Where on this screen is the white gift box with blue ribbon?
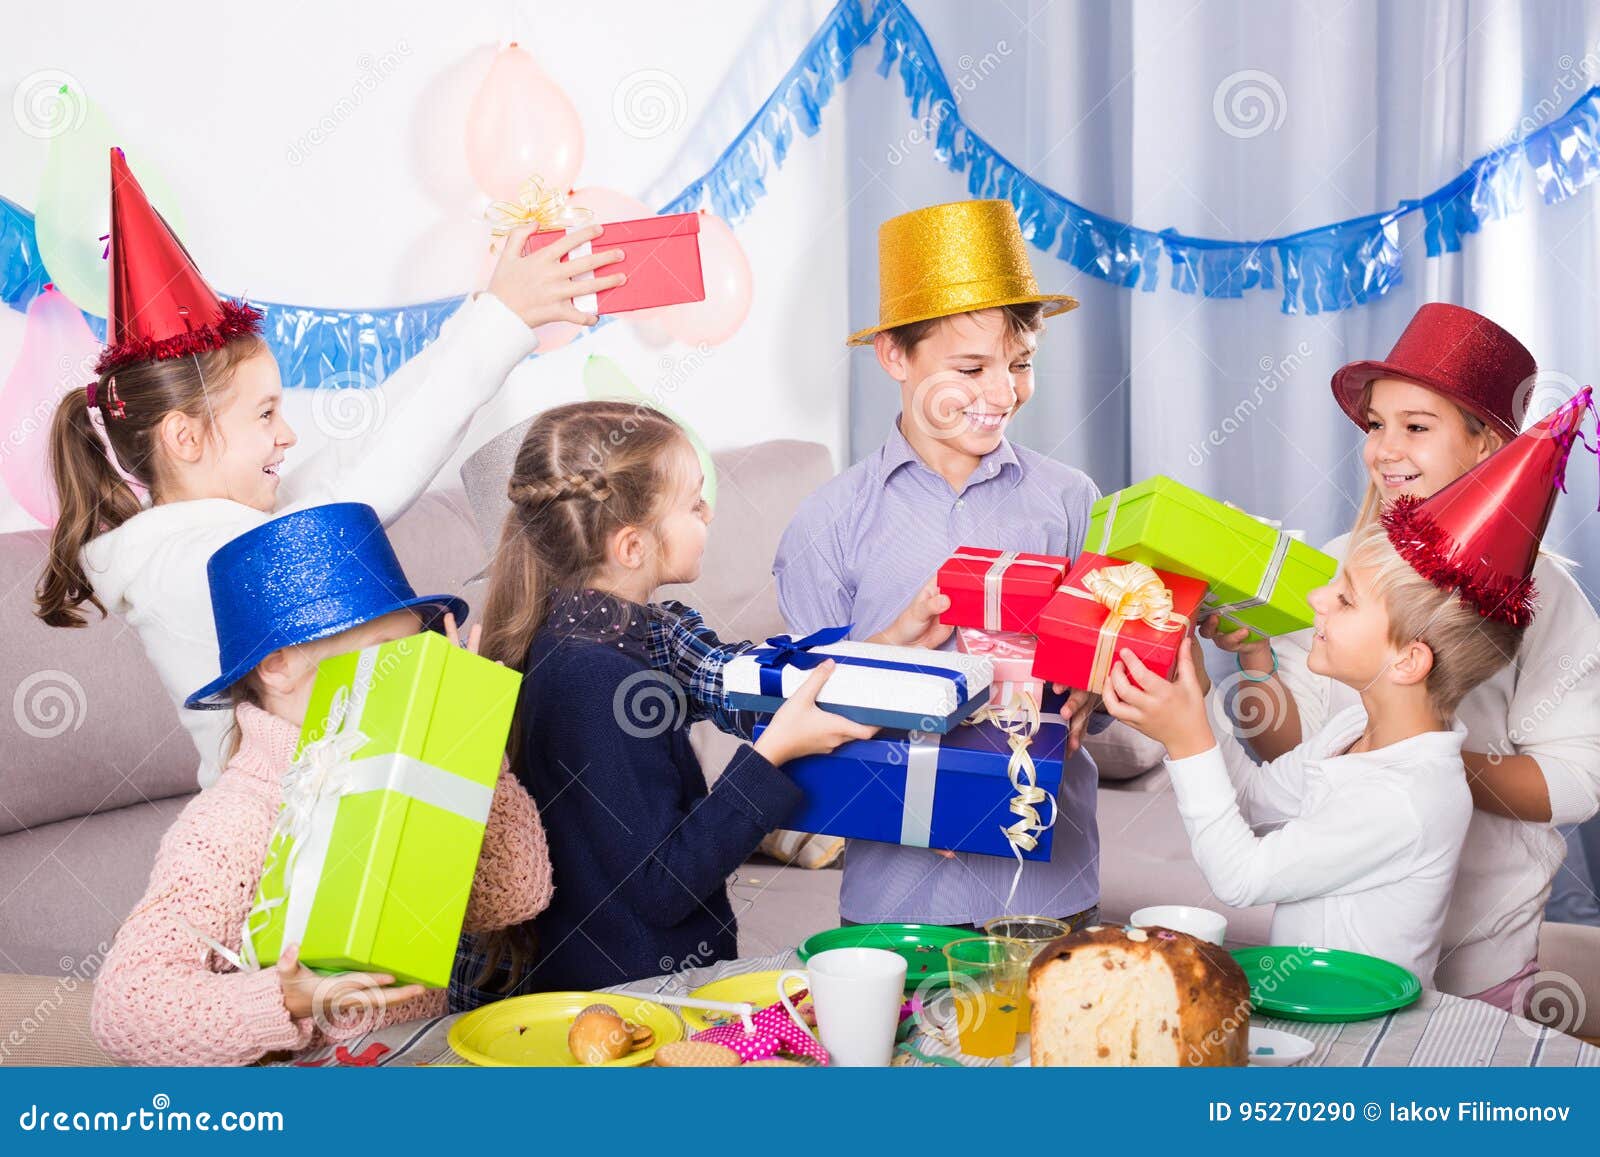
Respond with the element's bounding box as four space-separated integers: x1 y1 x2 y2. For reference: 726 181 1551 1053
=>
752 718 1066 861
723 626 993 733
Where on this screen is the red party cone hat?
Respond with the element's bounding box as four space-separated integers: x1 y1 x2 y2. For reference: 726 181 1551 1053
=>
95 148 261 375
1383 387 1597 627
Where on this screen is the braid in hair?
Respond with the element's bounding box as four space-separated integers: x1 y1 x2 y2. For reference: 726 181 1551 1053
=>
507 468 614 511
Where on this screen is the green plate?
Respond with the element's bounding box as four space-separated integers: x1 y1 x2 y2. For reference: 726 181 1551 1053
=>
1232 946 1421 1022
798 923 971 994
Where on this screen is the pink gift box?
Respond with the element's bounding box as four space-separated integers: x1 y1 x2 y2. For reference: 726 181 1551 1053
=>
956 627 1046 716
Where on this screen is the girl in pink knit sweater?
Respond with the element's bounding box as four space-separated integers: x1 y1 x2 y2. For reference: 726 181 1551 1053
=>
91 505 552 1066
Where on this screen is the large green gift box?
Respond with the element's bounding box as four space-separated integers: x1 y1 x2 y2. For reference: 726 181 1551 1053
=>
1086 475 1338 638
243 630 521 988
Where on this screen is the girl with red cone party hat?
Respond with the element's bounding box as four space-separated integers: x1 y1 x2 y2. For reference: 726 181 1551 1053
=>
1202 303 1600 1010
34 149 626 788
1106 387 1595 991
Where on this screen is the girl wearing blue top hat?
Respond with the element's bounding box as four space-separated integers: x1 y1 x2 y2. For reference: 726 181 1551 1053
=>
90 503 553 1067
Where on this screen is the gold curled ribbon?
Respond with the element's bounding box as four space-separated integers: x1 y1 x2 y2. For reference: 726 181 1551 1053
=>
967 694 1057 910
486 175 594 236
1063 561 1188 693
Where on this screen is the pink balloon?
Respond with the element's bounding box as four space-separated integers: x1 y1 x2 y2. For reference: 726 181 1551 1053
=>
466 43 584 203
0 286 102 526
657 213 752 347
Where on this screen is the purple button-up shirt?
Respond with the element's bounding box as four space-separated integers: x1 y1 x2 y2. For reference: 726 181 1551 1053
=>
773 420 1102 926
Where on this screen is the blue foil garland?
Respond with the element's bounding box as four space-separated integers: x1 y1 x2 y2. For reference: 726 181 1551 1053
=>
7 0 1600 380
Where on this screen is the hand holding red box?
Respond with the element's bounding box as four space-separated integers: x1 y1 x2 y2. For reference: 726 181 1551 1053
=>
1032 553 1208 693
936 547 1070 634
521 211 706 315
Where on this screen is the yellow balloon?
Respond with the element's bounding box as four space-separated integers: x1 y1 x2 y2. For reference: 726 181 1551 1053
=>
34 91 187 317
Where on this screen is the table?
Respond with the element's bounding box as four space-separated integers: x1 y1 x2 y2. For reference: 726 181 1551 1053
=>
274 950 1600 1068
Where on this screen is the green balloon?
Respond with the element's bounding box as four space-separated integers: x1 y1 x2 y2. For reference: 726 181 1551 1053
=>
34 91 187 318
581 353 718 509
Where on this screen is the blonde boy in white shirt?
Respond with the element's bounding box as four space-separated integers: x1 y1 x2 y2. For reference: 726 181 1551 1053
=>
1103 519 1523 987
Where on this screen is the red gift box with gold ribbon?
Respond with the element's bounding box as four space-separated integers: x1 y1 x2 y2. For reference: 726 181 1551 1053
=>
936 546 1071 634
1032 553 1208 693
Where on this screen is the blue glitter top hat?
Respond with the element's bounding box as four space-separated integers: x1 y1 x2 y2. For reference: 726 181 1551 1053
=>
186 503 469 709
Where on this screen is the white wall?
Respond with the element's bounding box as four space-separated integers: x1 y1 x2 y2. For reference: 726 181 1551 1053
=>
0 0 851 531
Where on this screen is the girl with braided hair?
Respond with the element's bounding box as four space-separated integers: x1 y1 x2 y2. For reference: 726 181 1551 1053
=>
451 402 875 1005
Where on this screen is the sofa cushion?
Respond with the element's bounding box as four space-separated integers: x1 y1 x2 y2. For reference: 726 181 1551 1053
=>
0 794 191 976
0 973 116 1065
0 529 206 835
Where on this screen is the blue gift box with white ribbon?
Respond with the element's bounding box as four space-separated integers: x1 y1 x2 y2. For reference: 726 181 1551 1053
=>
752 718 1066 860
724 626 994 734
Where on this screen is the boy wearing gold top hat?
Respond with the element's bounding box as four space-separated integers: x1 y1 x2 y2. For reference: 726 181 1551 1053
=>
770 199 1105 931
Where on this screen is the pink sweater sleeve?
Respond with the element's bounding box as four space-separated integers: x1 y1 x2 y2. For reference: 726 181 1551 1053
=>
90 782 314 1066
462 767 554 933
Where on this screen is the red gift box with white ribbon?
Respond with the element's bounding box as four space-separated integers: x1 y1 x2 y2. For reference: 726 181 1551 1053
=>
936 546 1070 634
521 211 706 315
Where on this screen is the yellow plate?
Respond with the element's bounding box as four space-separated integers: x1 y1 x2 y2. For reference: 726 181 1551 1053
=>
447 991 684 1067
680 971 808 1032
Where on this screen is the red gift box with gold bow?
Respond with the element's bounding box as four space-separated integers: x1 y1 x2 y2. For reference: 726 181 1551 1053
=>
1032 553 1209 693
936 547 1071 634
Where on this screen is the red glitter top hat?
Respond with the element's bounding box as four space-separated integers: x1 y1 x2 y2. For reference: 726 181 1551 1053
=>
1332 303 1536 440
1382 387 1597 627
95 148 261 376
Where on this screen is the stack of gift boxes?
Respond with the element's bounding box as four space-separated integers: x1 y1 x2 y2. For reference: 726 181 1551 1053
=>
732 476 1338 864
246 478 1341 982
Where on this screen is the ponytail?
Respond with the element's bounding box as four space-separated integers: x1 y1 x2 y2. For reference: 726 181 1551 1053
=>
32 336 266 628
34 386 142 626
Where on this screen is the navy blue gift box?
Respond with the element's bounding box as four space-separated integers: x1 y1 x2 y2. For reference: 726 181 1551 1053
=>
753 718 1066 860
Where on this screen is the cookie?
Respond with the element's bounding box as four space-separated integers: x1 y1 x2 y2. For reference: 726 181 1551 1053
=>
652 1040 743 1067
744 1058 803 1067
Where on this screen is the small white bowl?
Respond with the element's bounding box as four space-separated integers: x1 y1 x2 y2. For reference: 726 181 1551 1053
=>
1129 905 1228 945
1247 1026 1314 1067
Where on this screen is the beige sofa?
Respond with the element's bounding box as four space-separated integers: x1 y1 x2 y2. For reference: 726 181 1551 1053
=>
4 435 1592 1058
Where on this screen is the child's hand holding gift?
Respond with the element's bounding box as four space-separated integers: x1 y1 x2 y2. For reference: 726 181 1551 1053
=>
274 943 427 1028
1101 637 1216 760
869 579 954 650
487 222 628 330
753 660 880 766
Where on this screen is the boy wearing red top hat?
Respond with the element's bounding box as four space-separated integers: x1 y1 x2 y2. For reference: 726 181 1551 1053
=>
1205 304 1600 1009
1106 390 1594 991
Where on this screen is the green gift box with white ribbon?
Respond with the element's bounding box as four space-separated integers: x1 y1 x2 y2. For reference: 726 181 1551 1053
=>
241 630 521 988
1086 475 1338 639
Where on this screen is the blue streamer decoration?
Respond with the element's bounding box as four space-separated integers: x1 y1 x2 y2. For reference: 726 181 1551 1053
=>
7 0 1600 382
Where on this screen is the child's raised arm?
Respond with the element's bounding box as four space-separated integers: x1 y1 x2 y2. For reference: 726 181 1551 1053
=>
280 225 627 525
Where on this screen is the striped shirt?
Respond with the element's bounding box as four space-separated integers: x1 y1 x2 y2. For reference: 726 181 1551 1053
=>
773 420 1102 926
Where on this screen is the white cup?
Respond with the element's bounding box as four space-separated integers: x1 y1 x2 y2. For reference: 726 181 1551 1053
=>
1130 904 1228 945
778 947 907 1066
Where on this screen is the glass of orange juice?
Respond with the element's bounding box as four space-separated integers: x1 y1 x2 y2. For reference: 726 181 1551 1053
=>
942 936 1031 1059
981 915 1071 1029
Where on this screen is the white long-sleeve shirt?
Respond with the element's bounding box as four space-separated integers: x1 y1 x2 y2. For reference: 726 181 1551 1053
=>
1167 707 1473 988
1270 532 1600 995
80 294 537 788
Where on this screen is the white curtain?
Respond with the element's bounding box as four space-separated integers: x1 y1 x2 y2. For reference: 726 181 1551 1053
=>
845 0 1600 593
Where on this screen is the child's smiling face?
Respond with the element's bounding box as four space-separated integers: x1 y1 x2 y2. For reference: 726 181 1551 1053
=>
1306 564 1396 689
882 309 1037 458
199 350 297 512
1362 377 1500 503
